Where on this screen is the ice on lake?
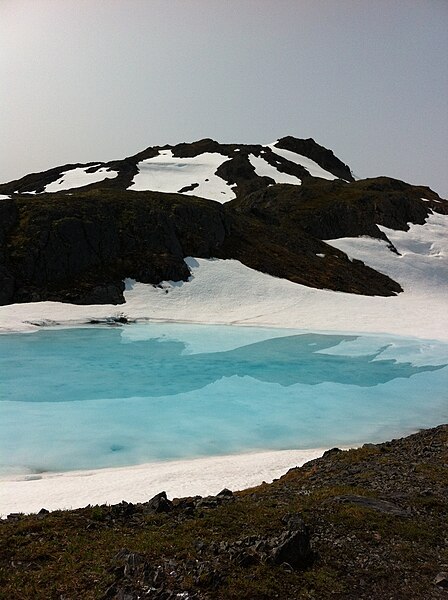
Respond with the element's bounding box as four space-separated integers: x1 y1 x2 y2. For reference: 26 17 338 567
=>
1 323 447 476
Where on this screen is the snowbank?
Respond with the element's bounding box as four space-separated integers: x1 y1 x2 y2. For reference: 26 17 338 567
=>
43 165 118 192
268 143 339 180
1 212 447 340
0 448 329 517
248 153 301 184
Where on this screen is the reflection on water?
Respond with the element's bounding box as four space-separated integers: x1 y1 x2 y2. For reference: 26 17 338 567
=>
0 328 445 403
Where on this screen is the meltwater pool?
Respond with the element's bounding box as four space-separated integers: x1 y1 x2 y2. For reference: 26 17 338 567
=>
1 323 447 476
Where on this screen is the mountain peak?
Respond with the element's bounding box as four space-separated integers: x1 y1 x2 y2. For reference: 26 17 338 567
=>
0 137 354 200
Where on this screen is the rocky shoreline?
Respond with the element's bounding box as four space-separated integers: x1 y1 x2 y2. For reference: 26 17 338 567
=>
1 424 447 599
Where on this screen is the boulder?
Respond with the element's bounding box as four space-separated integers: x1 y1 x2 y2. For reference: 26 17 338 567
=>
147 491 173 513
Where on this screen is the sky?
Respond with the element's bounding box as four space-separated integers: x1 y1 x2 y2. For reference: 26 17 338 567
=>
1 0 447 196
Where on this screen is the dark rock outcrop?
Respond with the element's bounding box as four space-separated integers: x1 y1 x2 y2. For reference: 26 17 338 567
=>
147 491 173 514
275 135 355 181
0 198 18 305
230 176 448 243
270 525 311 568
0 191 227 305
0 181 418 305
434 572 448 590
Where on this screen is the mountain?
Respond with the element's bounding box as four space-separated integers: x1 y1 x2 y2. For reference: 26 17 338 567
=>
0 136 446 307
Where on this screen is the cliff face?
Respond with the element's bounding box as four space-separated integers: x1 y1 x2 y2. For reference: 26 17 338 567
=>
230 176 447 241
0 191 227 305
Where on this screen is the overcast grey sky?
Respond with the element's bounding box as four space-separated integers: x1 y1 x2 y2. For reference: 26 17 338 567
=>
1 0 447 195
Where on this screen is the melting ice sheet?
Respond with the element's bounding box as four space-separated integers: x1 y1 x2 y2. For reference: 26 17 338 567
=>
0 324 447 476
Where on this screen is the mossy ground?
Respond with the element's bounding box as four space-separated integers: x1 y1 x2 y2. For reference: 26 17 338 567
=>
1 425 447 599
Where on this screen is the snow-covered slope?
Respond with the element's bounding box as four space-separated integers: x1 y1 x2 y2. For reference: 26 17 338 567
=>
248 153 302 185
1 211 446 340
265 143 339 180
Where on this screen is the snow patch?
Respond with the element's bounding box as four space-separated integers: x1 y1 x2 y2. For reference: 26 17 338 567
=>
421 196 441 203
0 447 328 516
268 143 339 180
327 212 447 299
43 165 118 193
248 154 301 185
128 150 236 202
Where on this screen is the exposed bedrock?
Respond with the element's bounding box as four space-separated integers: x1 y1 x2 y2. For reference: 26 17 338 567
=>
0 199 18 305
230 177 448 243
274 136 355 181
0 176 446 305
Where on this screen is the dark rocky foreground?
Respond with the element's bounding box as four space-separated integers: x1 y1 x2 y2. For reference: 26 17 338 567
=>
1 424 447 599
0 176 446 305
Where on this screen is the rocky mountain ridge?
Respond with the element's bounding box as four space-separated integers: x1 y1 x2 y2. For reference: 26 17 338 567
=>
0 136 353 198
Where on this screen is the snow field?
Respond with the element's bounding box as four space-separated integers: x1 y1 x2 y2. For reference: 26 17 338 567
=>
1 212 446 340
43 165 118 192
248 154 301 184
0 448 328 517
128 150 236 202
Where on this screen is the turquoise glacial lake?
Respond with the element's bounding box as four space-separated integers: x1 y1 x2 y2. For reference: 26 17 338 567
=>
0 323 447 476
